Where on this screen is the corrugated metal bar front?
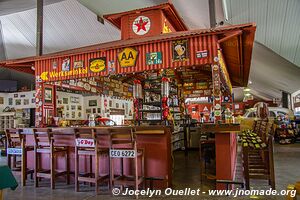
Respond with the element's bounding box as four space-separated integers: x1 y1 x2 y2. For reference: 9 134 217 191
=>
35 34 215 82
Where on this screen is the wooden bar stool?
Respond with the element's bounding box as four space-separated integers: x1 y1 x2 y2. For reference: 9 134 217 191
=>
74 128 109 194
5 128 34 186
109 127 145 194
199 138 215 184
33 128 70 189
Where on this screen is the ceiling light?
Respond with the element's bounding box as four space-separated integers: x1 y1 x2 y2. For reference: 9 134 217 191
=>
243 88 251 92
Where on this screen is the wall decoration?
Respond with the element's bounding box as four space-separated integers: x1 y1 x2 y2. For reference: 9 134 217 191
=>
97 108 101 113
86 109 91 114
23 99 29 105
71 105 76 110
74 60 84 69
44 87 53 104
66 105 70 110
172 39 189 61
196 50 208 58
77 105 82 110
62 58 70 71
78 112 82 118
71 112 75 118
14 94 18 98
15 99 21 105
92 108 96 113
66 112 70 118
132 16 151 35
70 96 79 103
125 103 128 115
52 60 58 70
31 98 35 103
88 100 97 107
20 95 26 98
108 60 116 75
8 98 13 105
58 100 62 104
116 103 119 108
109 100 112 107
89 57 106 73
63 98 68 104
118 48 138 68
146 52 162 65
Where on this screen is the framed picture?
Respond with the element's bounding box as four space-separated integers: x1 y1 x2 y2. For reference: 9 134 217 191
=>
0 97 3 104
62 58 70 71
44 87 53 104
109 100 112 107
66 112 70 118
23 99 29 105
74 60 84 69
66 105 70 110
116 103 119 108
78 112 82 118
31 98 35 104
97 108 101 113
9 98 13 105
71 105 76 110
20 94 26 98
63 98 68 104
93 108 96 113
58 100 62 104
77 105 82 110
89 100 97 107
14 94 18 98
71 112 75 118
15 99 21 105
86 109 91 114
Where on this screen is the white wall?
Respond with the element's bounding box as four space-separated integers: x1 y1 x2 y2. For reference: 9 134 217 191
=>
0 91 36 111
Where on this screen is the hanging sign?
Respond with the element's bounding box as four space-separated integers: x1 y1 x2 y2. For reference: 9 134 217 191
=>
146 52 162 65
172 40 189 61
62 58 70 71
75 138 95 147
89 57 106 73
118 48 138 68
196 50 208 58
132 16 151 35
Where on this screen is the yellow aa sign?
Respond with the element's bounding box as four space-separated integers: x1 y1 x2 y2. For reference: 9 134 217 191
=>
118 48 138 68
40 72 49 81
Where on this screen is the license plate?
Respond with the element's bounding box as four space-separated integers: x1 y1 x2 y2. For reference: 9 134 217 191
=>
110 149 136 158
7 148 22 155
75 138 95 147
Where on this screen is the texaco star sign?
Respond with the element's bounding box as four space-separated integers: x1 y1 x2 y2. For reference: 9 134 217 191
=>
132 16 151 35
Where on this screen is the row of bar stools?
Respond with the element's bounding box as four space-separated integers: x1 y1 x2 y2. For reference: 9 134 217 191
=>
5 129 34 186
109 127 145 193
33 128 70 189
74 128 109 194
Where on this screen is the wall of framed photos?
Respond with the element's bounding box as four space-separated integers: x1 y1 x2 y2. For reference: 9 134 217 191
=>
0 91 36 110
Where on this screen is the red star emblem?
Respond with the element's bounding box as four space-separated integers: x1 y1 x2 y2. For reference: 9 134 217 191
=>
134 17 148 32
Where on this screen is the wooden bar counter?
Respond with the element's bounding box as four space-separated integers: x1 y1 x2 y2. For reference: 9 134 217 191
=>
200 123 240 190
21 125 172 188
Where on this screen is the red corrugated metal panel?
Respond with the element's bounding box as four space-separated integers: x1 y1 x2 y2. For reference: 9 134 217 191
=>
36 35 216 82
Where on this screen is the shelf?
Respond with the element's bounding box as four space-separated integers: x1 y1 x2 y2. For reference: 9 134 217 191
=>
172 138 184 143
144 88 161 94
143 101 161 106
139 110 161 113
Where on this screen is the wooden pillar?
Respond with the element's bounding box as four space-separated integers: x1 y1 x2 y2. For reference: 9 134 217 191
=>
36 0 43 56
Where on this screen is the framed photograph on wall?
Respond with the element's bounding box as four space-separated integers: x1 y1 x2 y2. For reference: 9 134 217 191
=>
97 108 101 113
89 100 97 107
63 98 68 104
9 98 13 105
14 94 18 98
23 99 29 105
44 87 53 104
71 105 76 110
77 105 82 110
86 109 91 114
92 108 96 113
15 99 21 105
0 97 4 104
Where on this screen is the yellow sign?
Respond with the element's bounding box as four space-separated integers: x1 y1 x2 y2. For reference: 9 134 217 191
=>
162 19 172 33
89 57 106 73
218 50 232 93
40 68 88 82
118 48 138 68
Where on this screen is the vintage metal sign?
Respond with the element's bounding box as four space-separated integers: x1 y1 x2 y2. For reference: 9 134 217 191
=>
196 50 208 58
118 48 138 68
75 138 95 147
89 57 106 73
146 52 162 65
132 16 151 35
7 148 22 155
110 149 136 158
172 39 189 61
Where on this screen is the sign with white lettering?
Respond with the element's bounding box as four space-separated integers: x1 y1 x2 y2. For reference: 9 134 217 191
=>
7 148 22 155
110 149 136 158
75 138 95 147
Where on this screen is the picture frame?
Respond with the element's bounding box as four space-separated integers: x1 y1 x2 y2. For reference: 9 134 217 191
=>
44 87 53 104
86 109 91 114
97 108 101 113
77 105 82 110
23 99 29 105
20 94 26 98
15 99 21 105
8 98 13 105
88 100 97 107
0 97 4 104
92 108 96 113
71 105 76 110
31 98 35 104
63 98 68 104
14 94 18 98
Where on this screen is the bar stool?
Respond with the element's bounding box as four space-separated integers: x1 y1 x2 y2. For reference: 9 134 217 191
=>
199 137 216 183
109 127 145 193
74 128 109 193
5 128 34 186
33 128 70 189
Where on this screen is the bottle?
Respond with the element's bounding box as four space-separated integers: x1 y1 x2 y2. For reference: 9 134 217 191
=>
88 114 95 127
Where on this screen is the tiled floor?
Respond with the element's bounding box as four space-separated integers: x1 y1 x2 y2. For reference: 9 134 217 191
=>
1 143 299 199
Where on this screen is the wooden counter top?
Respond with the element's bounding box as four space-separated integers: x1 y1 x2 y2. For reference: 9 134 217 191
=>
21 126 169 135
194 123 241 133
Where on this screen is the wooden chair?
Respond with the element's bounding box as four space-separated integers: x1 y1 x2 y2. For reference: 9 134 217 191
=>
5 128 34 186
199 138 216 183
33 128 70 189
242 121 275 189
108 127 145 195
74 128 109 194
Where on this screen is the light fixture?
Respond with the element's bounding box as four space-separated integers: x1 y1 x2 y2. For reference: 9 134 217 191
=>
243 87 251 92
